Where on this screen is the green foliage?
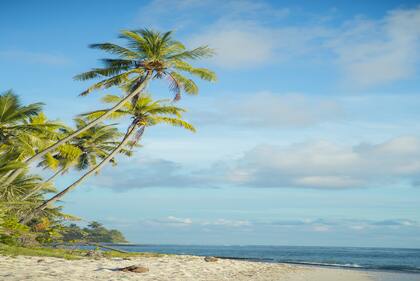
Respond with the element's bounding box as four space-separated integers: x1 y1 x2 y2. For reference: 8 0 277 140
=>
0 243 163 260
29 217 64 244
60 223 87 242
0 90 130 246
38 119 126 174
1 28 214 251
61 221 128 243
0 216 30 246
0 90 64 161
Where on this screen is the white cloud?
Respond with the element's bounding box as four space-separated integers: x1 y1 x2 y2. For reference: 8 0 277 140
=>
191 92 344 128
148 216 193 227
92 156 212 190
0 50 71 65
137 0 290 31
145 216 250 228
190 21 331 68
141 1 420 86
193 5 420 83
201 218 251 227
312 225 330 232
107 216 420 234
165 216 193 225
92 136 420 190
223 136 420 189
329 7 420 87
265 218 420 231
190 22 276 68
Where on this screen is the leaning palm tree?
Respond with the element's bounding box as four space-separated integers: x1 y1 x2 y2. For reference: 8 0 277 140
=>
5 28 216 185
22 94 195 223
22 119 128 200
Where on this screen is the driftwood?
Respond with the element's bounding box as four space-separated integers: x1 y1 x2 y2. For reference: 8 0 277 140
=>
118 265 149 273
86 242 129 253
51 242 129 254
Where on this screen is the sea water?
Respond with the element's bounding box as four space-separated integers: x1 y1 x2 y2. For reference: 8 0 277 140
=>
88 244 420 280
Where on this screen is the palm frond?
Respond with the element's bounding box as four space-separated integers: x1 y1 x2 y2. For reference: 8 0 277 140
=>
89 43 139 59
149 116 196 132
168 46 215 60
170 72 199 95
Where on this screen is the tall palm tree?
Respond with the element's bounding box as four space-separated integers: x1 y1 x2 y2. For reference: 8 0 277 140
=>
5 28 216 185
22 119 128 200
22 94 195 223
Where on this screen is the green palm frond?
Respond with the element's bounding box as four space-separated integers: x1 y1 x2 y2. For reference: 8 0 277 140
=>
58 144 83 161
0 90 44 124
149 116 196 132
0 91 69 163
172 60 217 81
167 45 215 60
170 72 199 95
80 109 130 120
89 43 139 59
41 153 60 171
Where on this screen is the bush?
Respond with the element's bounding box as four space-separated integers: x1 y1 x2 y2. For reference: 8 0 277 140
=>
0 216 36 246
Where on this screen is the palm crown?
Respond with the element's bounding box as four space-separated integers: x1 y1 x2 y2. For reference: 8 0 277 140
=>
74 29 217 101
39 119 128 173
0 90 64 161
83 93 195 146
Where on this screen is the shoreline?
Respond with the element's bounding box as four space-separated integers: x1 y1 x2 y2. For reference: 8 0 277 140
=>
81 243 420 275
0 253 398 281
217 257 420 275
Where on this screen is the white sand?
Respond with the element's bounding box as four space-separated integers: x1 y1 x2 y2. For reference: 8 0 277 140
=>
0 254 375 281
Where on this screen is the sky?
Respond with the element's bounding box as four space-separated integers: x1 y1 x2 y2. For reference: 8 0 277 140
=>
1 0 420 248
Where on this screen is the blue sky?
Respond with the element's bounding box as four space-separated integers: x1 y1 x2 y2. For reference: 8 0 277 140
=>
1 0 420 247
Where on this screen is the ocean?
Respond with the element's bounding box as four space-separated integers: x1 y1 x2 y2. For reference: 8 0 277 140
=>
101 244 420 276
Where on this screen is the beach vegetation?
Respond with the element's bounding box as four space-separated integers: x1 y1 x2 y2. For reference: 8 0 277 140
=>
0 28 215 251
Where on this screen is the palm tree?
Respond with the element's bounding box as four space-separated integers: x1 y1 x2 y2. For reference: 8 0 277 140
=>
22 119 128 200
0 91 62 160
22 94 195 223
0 90 43 147
0 169 72 232
0 91 64 185
0 173 47 201
5 28 216 185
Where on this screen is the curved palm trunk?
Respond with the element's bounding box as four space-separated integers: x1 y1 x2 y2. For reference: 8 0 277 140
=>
5 72 152 186
20 124 138 224
21 167 65 201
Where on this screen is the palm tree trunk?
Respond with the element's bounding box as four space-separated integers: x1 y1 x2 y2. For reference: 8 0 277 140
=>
21 167 65 201
4 71 152 187
20 124 139 224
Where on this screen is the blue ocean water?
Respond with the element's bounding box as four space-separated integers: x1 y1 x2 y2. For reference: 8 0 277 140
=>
103 244 420 275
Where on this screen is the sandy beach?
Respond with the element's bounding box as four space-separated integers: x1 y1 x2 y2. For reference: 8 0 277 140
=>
0 254 377 281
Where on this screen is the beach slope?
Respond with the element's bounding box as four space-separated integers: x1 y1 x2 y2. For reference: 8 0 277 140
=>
0 254 375 281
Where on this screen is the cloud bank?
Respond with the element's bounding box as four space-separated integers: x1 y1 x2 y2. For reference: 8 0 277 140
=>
91 136 420 190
